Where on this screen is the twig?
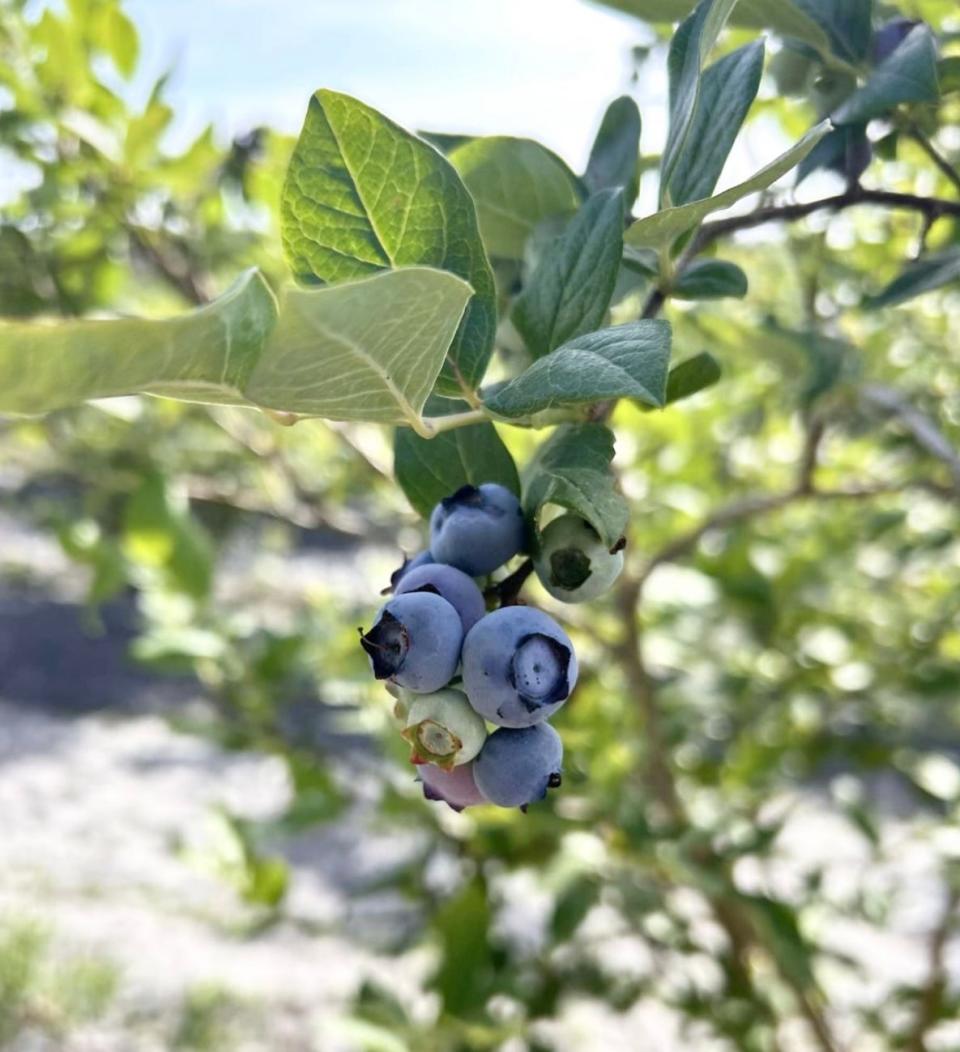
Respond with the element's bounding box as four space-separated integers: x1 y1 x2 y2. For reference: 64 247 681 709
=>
125 224 212 306
692 187 960 256
184 478 366 537
908 129 960 197
485 559 534 605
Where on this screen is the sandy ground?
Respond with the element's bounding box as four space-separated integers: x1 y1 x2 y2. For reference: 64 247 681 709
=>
0 512 957 1051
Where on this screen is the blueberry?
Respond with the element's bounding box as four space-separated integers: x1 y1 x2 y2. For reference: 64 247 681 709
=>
871 18 921 65
461 606 577 727
534 514 624 603
402 688 487 768
390 550 434 590
429 483 525 576
420 761 488 811
473 724 563 808
395 563 487 633
360 592 462 694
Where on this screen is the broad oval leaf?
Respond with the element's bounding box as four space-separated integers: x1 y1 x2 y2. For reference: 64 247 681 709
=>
0 269 278 415
668 40 765 207
281 89 496 392
394 398 520 520
449 136 582 260
523 423 628 549
0 267 473 429
513 189 626 359
626 121 831 252
247 267 473 426
583 96 642 207
485 320 672 418
833 25 940 125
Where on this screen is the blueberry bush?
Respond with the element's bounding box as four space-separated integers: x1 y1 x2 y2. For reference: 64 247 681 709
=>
2 0 960 1048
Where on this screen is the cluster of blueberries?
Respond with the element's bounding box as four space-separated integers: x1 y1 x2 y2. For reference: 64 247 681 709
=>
360 483 624 812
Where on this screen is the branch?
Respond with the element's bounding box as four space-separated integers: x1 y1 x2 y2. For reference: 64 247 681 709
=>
692 187 960 255
636 465 957 595
125 224 212 306
615 574 682 820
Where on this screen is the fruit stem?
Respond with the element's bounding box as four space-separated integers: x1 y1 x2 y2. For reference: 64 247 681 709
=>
485 559 535 606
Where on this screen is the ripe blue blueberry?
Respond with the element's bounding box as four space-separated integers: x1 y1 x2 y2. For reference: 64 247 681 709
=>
395 563 487 633
429 483 525 576
473 723 563 808
461 606 577 727
360 592 462 694
419 761 488 812
390 550 434 590
534 514 624 603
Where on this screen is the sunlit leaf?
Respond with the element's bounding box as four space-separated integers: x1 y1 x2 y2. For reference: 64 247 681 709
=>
281 89 496 391
626 122 830 251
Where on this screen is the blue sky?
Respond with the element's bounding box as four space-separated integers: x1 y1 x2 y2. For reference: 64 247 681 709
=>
123 0 661 171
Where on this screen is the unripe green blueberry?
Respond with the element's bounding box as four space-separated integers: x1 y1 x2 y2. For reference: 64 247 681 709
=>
402 688 487 769
533 514 624 603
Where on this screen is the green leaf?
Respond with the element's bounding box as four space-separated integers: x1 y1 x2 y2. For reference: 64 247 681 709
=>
938 56 960 95
449 136 582 260
394 413 520 520
666 351 722 402
523 423 628 548
0 269 278 415
485 320 672 418
661 0 738 205
673 259 748 299
583 96 642 207
668 40 765 206
246 268 473 425
431 880 493 1016
791 0 872 63
589 0 833 62
280 89 496 391
625 122 831 252
833 25 939 125
0 267 473 429
513 189 625 359
866 248 960 309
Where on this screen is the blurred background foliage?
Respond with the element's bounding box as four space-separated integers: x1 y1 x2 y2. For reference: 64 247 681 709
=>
1 0 960 1050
